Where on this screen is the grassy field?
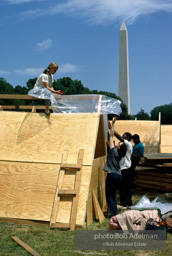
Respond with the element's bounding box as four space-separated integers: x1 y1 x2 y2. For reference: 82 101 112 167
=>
0 188 172 256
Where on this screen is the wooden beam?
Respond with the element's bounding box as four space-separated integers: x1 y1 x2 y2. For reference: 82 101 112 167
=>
136 174 172 183
92 190 105 223
136 170 172 178
134 182 172 191
0 218 49 226
32 106 36 113
135 178 172 187
58 190 77 195
49 223 70 229
70 149 84 231
0 94 101 101
60 163 82 169
49 223 84 229
19 106 52 109
0 94 40 100
0 105 17 109
12 236 41 256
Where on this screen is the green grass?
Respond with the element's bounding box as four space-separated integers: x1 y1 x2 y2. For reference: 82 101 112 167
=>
0 188 172 256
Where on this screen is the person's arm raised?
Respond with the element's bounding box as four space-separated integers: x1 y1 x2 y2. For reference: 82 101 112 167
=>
109 116 118 149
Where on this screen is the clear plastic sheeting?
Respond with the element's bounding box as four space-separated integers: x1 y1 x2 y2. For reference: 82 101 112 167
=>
131 195 172 215
28 87 52 100
28 90 122 115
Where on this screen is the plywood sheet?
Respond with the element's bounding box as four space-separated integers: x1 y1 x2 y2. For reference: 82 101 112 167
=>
161 125 172 153
0 112 100 165
0 161 59 221
115 120 160 154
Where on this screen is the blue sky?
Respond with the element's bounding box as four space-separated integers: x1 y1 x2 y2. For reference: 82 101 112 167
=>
0 0 172 115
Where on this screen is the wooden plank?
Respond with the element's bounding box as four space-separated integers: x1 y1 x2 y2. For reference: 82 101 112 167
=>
136 166 158 171
77 149 84 166
86 156 106 226
0 105 16 109
70 169 82 231
50 150 68 226
134 182 172 191
144 153 172 160
19 106 52 109
0 94 100 101
92 190 105 223
163 163 172 167
12 236 41 256
136 170 172 178
49 223 83 229
0 94 42 100
136 174 172 183
49 223 70 229
86 191 94 226
61 164 82 169
50 170 65 225
32 106 36 113
135 178 172 187
70 149 84 231
58 190 77 195
0 218 49 226
165 193 172 198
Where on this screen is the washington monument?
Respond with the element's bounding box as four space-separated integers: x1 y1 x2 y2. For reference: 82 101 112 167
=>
118 21 130 114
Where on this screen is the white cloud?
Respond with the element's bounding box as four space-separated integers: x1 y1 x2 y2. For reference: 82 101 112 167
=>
59 64 80 74
14 64 79 76
14 67 43 75
19 0 172 25
36 39 53 51
0 70 10 75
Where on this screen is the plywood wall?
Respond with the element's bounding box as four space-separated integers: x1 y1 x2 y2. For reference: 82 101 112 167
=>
115 120 161 153
0 111 105 226
161 125 172 153
0 112 100 165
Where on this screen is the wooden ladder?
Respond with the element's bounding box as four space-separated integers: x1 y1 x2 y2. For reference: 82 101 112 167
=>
50 149 84 231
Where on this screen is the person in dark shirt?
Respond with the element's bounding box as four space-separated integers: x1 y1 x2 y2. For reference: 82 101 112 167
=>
104 116 126 217
131 134 144 179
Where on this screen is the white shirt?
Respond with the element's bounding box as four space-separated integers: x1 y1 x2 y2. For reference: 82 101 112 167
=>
34 73 54 89
119 139 133 170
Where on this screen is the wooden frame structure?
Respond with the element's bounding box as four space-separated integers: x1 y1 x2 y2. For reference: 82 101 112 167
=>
0 94 106 229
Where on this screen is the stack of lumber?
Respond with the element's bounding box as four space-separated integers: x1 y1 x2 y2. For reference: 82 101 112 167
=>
135 153 172 191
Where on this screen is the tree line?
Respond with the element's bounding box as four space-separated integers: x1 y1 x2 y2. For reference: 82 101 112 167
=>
0 77 172 124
